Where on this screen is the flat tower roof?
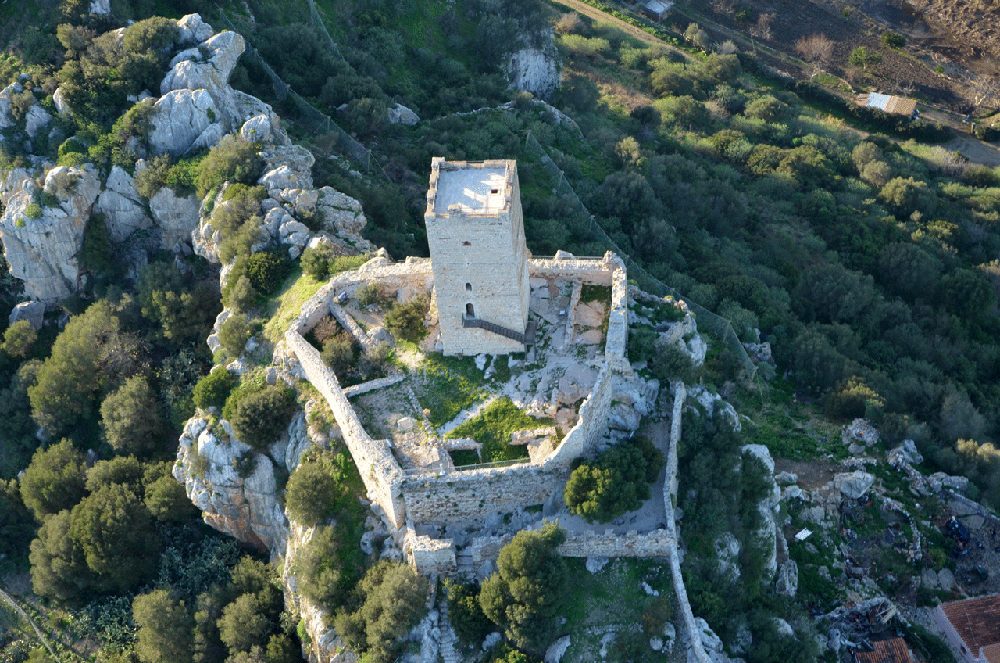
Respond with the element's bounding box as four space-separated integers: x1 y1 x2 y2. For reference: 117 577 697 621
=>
433 165 509 214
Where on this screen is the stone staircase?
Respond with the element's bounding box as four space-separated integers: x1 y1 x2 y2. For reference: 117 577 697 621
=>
437 587 462 663
462 316 536 344
455 549 475 580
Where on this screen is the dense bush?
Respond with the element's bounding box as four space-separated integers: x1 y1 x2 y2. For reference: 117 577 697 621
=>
100 377 162 456
229 384 296 451
445 580 492 645
192 368 238 411
296 522 363 610
195 135 264 200
218 314 253 359
564 437 664 522
384 296 429 342
3 320 37 358
244 251 293 296
19 439 87 520
284 451 354 525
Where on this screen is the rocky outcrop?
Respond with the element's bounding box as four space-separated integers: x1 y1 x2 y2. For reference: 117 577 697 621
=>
507 31 561 98
9 301 45 330
25 106 51 139
149 90 221 156
160 30 245 129
150 187 200 250
177 14 214 45
0 83 21 130
387 103 419 126
741 443 781 578
0 166 101 302
95 166 152 242
259 145 315 192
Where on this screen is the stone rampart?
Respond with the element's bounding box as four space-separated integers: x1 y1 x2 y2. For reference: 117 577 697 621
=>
545 363 616 467
527 257 614 284
467 527 673 565
401 464 567 524
286 330 406 528
342 374 406 398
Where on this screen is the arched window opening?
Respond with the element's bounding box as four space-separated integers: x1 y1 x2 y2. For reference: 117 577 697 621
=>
466 303 475 318
465 282 472 292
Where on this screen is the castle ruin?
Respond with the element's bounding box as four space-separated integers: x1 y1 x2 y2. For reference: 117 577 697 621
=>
425 158 533 356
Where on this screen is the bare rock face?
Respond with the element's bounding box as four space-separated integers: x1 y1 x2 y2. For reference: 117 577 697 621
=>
176 14 214 45
0 166 100 302
25 105 52 139
9 301 45 330
0 83 22 130
52 88 70 116
507 32 561 98
149 90 221 156
160 30 245 128
150 187 200 250
95 166 152 242
315 187 368 239
0 167 31 206
88 0 110 15
259 145 315 191
741 443 781 579
387 103 419 125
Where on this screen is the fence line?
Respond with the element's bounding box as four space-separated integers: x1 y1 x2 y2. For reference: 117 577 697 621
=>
0 588 60 661
302 0 346 62
214 6 374 170
524 132 757 379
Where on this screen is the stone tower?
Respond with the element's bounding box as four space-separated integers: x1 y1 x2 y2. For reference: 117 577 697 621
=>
425 158 532 356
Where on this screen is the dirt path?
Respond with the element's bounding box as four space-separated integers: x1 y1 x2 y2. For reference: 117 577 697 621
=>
945 134 1000 167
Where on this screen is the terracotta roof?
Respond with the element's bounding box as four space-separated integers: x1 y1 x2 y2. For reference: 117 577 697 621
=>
854 637 916 663
941 594 1000 655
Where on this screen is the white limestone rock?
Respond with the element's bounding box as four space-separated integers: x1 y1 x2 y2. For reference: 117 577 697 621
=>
0 166 100 301
149 90 218 156
544 636 571 663
0 83 24 130
888 439 923 467
259 144 315 190
833 471 875 499
586 556 609 573
240 114 274 143
150 187 200 250
773 618 794 638
95 166 152 242
160 31 244 126
88 0 110 14
715 532 741 580
775 559 798 596
387 103 419 125
507 32 561 98
0 167 31 206
176 14 214 45
9 301 45 330
52 88 69 115
25 105 52 139
260 165 307 191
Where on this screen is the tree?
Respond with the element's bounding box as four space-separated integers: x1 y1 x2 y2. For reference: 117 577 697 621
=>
794 34 834 72
85 455 145 493
684 23 710 52
100 377 163 456
137 261 220 348
744 95 791 123
218 594 270 654
133 590 195 663
334 562 430 663
883 32 905 49
564 437 664 522
19 440 87 520
849 46 882 71
144 474 199 522
29 509 91 603
218 315 253 359
0 479 35 557
296 524 361 610
28 301 125 436
479 522 568 654
68 484 160 592
230 385 296 451
3 320 37 358
384 297 429 342
192 368 238 411
285 457 348 525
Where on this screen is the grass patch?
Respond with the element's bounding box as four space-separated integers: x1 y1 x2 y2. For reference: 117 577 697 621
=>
445 397 543 464
260 265 326 346
414 353 491 427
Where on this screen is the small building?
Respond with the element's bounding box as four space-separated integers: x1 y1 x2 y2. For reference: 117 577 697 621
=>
642 0 673 21
857 92 919 118
935 594 1000 663
424 158 533 356
853 637 920 663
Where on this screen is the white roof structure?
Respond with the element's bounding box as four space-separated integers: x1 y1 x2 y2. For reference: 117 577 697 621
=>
432 166 508 214
866 92 893 111
645 0 673 14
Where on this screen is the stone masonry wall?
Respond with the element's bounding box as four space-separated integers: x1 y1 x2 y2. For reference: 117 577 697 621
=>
285 330 407 528
405 530 457 576
401 465 567 524
467 528 674 565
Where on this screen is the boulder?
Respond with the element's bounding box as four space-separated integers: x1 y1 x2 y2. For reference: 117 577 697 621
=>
25 105 52 139
240 114 274 143
834 471 875 499
316 186 368 238
9 301 45 330
259 144 315 190
176 14 214 45
160 30 245 125
88 0 110 14
150 187 200 250
715 532 741 581
52 87 69 115
888 439 923 467
0 83 22 129
0 167 31 206
94 166 152 242
773 618 794 638
387 103 419 125
544 636 571 663
776 559 798 597
260 165 308 191
149 90 219 156
586 556 609 573
0 167 100 301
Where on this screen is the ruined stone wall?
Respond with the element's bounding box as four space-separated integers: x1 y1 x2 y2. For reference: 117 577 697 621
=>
405 529 457 576
285 330 406 528
401 464 567 524
342 374 406 398
467 528 673 565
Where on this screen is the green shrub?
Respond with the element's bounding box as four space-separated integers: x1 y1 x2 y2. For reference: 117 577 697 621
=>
24 202 42 219
445 580 492 645
301 244 336 280
245 251 293 296
882 32 905 49
133 154 172 199
230 384 296 451
3 320 37 358
384 296 429 342
218 314 253 359
297 523 361 610
195 135 263 200
192 368 237 410
355 282 382 306
564 437 664 523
